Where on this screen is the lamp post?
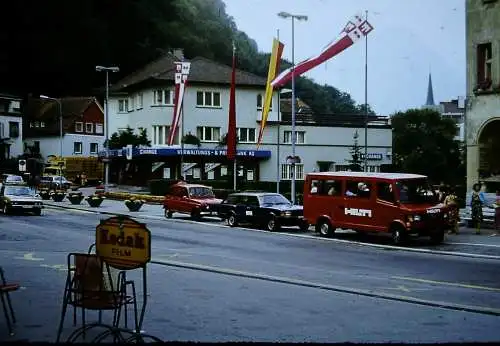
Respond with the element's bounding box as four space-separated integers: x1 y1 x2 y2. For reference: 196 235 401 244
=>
95 65 120 187
278 11 308 205
40 95 63 159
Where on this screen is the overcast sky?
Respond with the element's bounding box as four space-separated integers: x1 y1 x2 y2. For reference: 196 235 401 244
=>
223 0 465 116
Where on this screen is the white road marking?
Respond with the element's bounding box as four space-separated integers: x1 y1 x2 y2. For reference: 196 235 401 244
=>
446 242 500 248
14 253 44 261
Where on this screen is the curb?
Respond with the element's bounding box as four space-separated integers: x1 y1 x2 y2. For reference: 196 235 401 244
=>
45 203 500 261
152 259 500 317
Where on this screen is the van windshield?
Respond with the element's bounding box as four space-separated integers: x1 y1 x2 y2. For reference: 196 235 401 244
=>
396 178 437 204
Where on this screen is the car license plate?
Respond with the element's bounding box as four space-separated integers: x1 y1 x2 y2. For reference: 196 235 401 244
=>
246 210 253 216
22 205 33 209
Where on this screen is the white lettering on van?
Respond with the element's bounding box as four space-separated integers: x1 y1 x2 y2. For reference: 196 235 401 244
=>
345 208 372 218
426 208 440 214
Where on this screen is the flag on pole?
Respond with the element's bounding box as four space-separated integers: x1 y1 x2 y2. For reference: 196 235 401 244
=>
257 38 284 149
227 42 237 161
271 13 373 87
168 62 190 145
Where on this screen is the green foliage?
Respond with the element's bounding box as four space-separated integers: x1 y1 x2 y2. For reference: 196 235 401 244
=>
391 108 464 185
347 130 363 172
3 0 372 116
182 133 201 147
106 126 151 149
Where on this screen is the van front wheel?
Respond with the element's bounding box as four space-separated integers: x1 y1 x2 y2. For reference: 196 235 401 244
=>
316 219 333 237
391 226 408 246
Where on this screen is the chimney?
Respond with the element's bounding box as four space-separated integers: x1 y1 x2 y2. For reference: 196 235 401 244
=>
172 48 184 61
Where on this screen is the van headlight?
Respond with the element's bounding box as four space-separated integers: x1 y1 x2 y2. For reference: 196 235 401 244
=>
407 215 421 222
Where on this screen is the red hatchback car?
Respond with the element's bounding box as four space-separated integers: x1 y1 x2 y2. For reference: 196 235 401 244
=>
163 182 222 220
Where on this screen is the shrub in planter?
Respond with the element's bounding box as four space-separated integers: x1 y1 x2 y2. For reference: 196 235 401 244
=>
50 190 66 202
124 197 145 212
67 191 84 205
86 195 105 207
39 189 51 200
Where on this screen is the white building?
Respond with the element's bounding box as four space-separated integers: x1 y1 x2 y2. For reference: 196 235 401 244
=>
24 96 105 161
0 93 23 159
104 51 393 187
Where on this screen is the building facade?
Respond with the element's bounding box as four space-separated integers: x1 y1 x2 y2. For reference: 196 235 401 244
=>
466 0 500 189
24 97 105 160
0 93 23 159
104 51 392 186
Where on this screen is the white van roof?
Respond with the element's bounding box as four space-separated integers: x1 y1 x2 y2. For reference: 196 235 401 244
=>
306 172 427 180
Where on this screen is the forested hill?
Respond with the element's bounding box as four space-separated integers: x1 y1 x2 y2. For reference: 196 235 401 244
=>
0 0 373 115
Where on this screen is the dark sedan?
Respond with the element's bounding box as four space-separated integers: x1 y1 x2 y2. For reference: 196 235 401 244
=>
217 192 309 232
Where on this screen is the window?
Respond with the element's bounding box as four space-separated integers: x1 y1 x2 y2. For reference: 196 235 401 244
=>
118 99 128 113
237 128 256 143
196 126 220 142
335 165 351 172
280 164 304 181
8 122 19 138
95 123 104 134
75 122 83 132
73 142 83 154
40 122 45 128
128 96 135 111
283 130 305 144
85 123 93 133
256 94 272 110
153 89 174 106
90 143 98 154
345 180 372 198
196 91 221 107
318 180 342 196
136 93 143 109
152 125 179 145
477 43 492 87
377 182 395 203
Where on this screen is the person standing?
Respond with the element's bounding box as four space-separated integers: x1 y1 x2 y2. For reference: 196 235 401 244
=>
471 183 485 235
444 186 459 234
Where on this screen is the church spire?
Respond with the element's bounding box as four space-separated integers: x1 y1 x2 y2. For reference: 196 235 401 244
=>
426 73 435 106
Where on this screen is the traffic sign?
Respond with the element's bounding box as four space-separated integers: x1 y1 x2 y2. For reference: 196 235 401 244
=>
18 159 26 172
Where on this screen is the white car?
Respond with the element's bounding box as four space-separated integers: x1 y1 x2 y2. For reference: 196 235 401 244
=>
0 183 44 215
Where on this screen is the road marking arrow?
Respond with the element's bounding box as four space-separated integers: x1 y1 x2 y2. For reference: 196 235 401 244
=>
15 253 44 261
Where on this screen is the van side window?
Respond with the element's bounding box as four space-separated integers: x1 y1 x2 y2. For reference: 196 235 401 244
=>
346 180 372 198
319 180 341 196
377 182 394 203
310 180 319 194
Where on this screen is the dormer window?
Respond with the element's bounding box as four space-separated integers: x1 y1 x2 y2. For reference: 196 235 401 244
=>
86 122 93 133
75 122 83 132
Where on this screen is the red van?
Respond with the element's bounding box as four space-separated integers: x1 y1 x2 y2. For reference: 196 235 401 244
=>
303 172 450 245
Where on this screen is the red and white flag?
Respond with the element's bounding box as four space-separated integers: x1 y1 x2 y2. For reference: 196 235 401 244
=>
271 13 373 88
168 62 190 145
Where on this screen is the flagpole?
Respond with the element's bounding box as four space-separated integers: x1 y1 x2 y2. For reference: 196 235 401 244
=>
363 10 368 172
276 29 281 194
181 103 185 180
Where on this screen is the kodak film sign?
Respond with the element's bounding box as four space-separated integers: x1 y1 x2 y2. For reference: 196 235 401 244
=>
95 216 151 270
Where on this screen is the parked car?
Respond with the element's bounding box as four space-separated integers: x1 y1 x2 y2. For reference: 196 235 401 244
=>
163 182 222 220
0 183 43 215
39 175 72 190
1 174 24 184
217 192 309 232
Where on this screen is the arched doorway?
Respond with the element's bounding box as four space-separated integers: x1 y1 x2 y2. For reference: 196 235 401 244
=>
477 118 500 181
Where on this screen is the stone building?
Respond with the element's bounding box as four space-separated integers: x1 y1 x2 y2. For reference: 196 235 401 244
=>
465 0 500 189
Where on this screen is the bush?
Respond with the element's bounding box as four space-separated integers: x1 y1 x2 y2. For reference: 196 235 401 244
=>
148 179 179 196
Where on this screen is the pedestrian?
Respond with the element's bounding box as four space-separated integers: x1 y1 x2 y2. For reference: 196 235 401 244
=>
444 186 459 235
80 172 88 187
495 190 500 232
471 182 485 235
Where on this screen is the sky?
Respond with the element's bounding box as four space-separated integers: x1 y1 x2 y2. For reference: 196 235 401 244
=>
223 0 466 116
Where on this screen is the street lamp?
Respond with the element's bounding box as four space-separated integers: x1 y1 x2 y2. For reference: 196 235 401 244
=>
40 95 63 160
278 11 308 205
95 65 120 188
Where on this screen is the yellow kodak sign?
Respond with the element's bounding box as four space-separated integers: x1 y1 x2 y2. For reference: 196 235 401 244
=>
95 216 151 270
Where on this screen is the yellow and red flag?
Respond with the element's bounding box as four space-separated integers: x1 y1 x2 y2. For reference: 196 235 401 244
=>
257 38 284 148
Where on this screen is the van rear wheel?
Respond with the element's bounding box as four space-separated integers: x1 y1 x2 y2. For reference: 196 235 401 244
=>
316 219 333 237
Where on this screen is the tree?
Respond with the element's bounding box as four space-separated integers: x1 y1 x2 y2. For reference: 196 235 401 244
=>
391 108 463 185
106 126 151 149
348 130 363 172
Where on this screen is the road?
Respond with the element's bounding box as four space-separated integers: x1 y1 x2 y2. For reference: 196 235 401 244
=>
1 208 500 342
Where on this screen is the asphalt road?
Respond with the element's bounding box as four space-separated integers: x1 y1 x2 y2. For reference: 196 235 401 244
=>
1 208 500 342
